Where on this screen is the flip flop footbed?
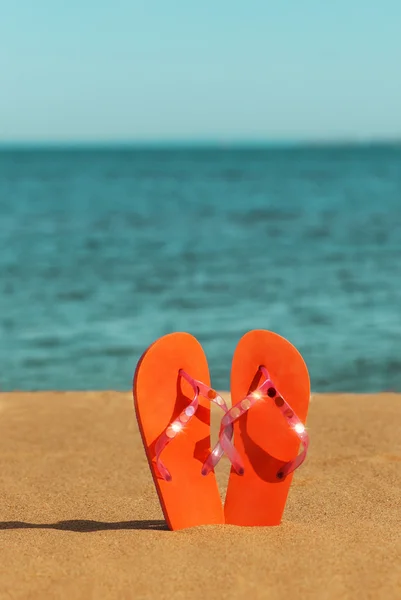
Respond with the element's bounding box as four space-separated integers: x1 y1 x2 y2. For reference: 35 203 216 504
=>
225 330 310 526
134 332 224 530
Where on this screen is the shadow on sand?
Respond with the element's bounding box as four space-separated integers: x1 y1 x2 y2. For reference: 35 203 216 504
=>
0 519 168 532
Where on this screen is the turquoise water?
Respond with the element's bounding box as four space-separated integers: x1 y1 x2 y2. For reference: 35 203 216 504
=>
0 145 400 392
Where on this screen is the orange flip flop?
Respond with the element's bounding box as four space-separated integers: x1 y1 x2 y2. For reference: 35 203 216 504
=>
224 330 310 526
133 332 226 530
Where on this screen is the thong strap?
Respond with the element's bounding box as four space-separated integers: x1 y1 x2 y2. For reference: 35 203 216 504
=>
214 366 309 479
154 369 244 481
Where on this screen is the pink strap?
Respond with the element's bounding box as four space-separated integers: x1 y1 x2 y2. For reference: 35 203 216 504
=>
220 366 309 479
201 422 244 477
154 370 244 481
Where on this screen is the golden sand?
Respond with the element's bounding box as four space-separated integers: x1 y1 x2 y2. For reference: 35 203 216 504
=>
0 392 400 599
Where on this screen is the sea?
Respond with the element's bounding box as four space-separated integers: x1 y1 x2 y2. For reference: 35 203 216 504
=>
0 144 400 392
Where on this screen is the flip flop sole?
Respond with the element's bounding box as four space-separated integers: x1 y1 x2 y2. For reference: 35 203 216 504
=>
134 332 224 530
225 330 310 526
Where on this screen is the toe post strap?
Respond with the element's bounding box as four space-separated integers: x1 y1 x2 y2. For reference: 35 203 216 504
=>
155 369 242 481
221 366 309 479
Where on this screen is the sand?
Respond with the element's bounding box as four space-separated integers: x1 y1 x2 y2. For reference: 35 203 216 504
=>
0 391 400 600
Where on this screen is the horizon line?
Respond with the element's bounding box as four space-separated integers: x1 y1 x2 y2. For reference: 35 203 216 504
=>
0 137 401 150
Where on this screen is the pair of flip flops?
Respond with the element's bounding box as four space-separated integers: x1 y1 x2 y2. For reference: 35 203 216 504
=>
133 329 310 530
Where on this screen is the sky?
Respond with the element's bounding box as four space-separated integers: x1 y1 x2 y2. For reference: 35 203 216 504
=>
1 1 401 143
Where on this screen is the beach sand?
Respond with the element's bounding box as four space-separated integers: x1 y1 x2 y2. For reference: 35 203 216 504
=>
0 391 400 599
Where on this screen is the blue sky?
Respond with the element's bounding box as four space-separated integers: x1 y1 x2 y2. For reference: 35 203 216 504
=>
1 1 400 142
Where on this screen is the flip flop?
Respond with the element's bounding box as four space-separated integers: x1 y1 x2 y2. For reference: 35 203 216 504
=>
223 330 310 526
134 332 234 530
